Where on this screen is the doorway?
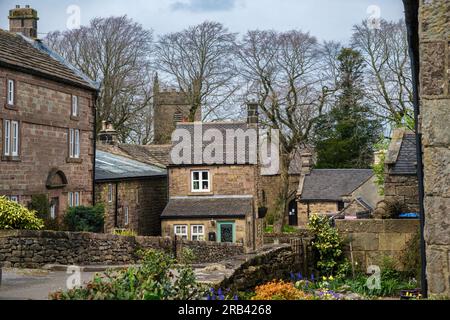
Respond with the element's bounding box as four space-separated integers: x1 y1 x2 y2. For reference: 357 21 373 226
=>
217 221 235 243
288 199 298 226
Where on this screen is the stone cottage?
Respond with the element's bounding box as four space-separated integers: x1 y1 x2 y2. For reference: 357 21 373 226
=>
95 144 168 235
160 114 264 252
0 6 98 220
296 154 381 226
384 128 419 212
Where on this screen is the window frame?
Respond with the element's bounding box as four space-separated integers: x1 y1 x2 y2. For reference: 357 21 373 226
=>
174 225 188 240
3 119 20 159
7 79 15 106
8 195 19 203
191 224 205 241
68 128 80 159
124 207 129 226
4 119 11 156
68 191 80 207
11 120 19 156
191 170 210 192
71 95 79 117
108 184 113 203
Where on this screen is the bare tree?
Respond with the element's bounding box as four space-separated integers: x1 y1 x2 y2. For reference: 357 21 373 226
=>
45 16 154 142
155 21 239 121
236 30 335 232
352 19 413 130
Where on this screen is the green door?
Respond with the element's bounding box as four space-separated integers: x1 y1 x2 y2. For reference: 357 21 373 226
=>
217 221 235 243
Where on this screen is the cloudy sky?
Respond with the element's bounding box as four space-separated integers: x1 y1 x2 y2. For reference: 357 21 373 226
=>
0 0 405 43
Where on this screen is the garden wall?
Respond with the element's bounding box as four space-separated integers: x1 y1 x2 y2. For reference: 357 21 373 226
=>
335 219 420 271
0 230 244 268
263 229 312 245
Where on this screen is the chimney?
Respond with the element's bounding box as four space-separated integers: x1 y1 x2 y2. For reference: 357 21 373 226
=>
247 100 259 127
8 5 39 38
98 121 118 145
300 152 313 175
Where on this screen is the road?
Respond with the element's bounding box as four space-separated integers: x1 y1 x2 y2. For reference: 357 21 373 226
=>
0 268 99 300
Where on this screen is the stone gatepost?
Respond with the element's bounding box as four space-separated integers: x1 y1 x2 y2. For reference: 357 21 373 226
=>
419 0 450 296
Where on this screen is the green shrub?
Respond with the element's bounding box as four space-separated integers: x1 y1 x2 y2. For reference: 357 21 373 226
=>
0 196 44 230
308 214 350 278
50 249 207 300
28 194 61 230
372 151 386 196
400 232 421 281
64 204 105 232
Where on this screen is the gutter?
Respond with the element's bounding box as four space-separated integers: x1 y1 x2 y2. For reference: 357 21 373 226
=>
403 0 428 297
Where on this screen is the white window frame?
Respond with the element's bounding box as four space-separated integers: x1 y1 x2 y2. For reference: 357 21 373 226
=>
108 184 113 203
4 120 10 156
11 121 19 156
191 225 204 241
7 79 14 105
124 207 129 225
191 170 210 192
174 225 188 240
50 202 57 219
8 195 19 203
69 129 80 159
68 192 80 207
71 95 78 117
68 192 74 207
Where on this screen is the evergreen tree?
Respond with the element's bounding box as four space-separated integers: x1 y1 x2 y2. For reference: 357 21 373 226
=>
314 48 381 169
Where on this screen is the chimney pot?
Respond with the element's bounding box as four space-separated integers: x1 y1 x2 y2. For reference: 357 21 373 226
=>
16 5 20 8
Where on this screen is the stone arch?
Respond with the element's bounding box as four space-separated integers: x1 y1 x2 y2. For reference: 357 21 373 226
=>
46 168 68 189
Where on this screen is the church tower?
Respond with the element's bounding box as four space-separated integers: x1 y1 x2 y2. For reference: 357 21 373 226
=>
152 74 201 144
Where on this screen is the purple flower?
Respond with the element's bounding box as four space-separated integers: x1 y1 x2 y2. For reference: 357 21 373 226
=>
233 295 238 300
290 272 295 281
218 288 223 296
311 274 315 281
297 273 303 280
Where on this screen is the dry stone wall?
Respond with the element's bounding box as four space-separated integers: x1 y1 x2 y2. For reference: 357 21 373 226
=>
0 230 243 268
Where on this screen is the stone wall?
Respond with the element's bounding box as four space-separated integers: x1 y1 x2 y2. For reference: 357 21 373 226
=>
219 244 313 291
297 201 339 227
95 177 168 236
384 175 419 212
0 67 95 212
0 230 243 268
418 0 450 296
263 230 312 245
335 219 420 271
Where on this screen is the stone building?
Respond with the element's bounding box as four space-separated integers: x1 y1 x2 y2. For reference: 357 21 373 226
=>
384 128 419 212
0 6 98 219
160 116 264 252
95 147 167 236
402 0 450 296
152 75 201 145
296 154 380 226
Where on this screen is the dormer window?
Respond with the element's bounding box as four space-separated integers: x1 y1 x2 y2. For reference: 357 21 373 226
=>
191 170 210 192
7 79 15 106
71 95 78 117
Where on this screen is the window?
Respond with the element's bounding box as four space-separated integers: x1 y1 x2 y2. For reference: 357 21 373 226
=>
7 79 14 105
108 184 113 203
68 192 80 207
50 203 56 219
7 195 19 202
71 95 78 117
69 129 80 158
174 225 188 240
191 171 210 192
124 207 129 226
3 120 19 157
191 225 204 241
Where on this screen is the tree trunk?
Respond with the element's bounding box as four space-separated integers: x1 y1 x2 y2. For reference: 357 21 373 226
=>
273 153 290 234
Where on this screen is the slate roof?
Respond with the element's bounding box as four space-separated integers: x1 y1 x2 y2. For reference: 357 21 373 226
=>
118 144 172 167
95 150 166 181
0 30 98 91
388 132 417 175
161 196 253 219
169 122 255 165
299 169 374 201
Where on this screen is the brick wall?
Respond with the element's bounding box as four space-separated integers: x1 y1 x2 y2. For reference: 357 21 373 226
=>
0 67 95 215
95 177 168 236
336 219 420 271
0 230 244 268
